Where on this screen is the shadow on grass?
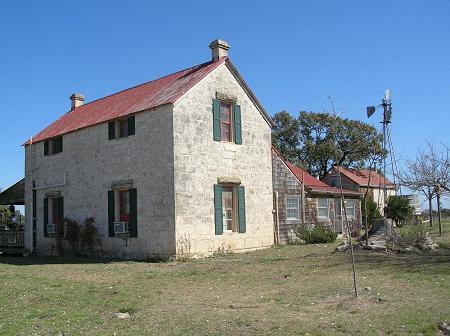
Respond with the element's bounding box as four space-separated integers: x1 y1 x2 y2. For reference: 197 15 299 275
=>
0 253 172 266
327 248 450 275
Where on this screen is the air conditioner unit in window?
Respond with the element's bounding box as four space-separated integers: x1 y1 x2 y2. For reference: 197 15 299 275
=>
114 221 129 234
47 224 57 234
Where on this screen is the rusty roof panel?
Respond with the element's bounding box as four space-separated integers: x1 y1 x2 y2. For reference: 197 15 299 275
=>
24 58 227 145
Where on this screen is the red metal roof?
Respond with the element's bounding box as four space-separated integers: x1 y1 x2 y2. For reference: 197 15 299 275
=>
272 147 361 196
24 57 227 145
335 167 394 188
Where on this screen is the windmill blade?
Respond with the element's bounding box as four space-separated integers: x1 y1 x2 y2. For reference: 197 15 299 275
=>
367 106 376 118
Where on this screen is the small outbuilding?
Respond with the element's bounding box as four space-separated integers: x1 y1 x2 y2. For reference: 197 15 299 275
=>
272 148 362 243
322 167 396 215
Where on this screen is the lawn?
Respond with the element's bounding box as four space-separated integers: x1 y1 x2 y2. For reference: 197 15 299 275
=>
0 222 449 335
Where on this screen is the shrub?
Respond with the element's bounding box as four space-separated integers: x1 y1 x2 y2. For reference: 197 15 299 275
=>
397 223 427 248
362 197 382 227
64 218 81 254
80 217 101 256
295 225 338 244
385 196 413 227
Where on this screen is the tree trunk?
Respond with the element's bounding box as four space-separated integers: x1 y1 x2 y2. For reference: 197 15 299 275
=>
437 193 442 236
428 197 433 227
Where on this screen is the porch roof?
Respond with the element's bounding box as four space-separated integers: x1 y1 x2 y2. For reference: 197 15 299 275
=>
0 179 25 205
272 147 362 197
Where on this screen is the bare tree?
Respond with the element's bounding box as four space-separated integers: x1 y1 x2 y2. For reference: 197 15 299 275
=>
400 142 449 228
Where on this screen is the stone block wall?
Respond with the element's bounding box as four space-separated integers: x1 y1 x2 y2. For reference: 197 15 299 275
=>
173 63 274 257
24 105 176 258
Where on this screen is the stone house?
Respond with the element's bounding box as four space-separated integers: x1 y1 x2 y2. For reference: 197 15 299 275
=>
322 167 396 215
23 40 274 259
272 148 362 243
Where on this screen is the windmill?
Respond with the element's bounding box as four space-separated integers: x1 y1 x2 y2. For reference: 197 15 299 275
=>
366 90 398 213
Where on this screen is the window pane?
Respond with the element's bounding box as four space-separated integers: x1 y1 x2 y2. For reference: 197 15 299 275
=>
52 198 63 225
318 198 328 207
119 190 130 222
345 199 355 217
318 198 328 218
222 187 235 231
220 103 231 123
286 197 299 219
221 124 231 142
286 198 298 208
318 207 328 218
226 219 233 231
119 120 128 138
287 209 298 219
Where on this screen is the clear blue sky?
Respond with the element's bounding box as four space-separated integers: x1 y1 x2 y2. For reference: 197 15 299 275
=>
1 1 449 208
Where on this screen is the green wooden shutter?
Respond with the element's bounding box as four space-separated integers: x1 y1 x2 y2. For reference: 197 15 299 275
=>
57 137 63 153
108 121 115 140
237 186 246 233
44 140 49 156
212 99 221 141
128 115 135 136
43 198 48 237
233 104 242 145
59 197 64 219
108 190 115 237
129 188 137 237
58 197 64 236
214 184 223 235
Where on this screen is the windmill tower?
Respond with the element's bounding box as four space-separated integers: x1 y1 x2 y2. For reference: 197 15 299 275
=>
366 89 398 212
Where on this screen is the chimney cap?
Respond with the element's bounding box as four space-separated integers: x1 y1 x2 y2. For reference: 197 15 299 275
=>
69 93 85 110
70 93 85 100
209 39 230 61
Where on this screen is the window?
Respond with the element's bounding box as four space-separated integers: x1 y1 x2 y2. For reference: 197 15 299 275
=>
212 99 242 144
108 188 137 237
220 102 232 142
317 198 329 218
118 189 130 222
118 119 129 138
44 136 63 156
222 186 236 232
108 115 135 140
286 197 300 220
43 196 64 236
345 199 355 218
214 184 246 234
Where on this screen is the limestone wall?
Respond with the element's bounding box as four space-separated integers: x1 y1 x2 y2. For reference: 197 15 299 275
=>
24 105 175 258
172 63 274 257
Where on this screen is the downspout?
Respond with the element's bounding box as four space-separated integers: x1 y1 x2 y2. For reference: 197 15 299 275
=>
275 191 280 244
301 171 306 224
29 136 37 255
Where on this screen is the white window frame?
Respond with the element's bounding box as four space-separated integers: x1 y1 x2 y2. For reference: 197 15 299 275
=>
221 185 238 232
345 199 356 219
115 189 130 224
317 198 329 219
286 196 300 220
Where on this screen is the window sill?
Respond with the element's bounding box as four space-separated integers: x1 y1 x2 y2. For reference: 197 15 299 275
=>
223 230 239 234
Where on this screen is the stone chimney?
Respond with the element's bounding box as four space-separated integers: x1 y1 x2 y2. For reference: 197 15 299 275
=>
209 39 230 61
70 93 85 110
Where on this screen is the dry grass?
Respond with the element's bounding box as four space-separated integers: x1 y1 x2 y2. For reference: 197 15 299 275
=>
0 222 449 335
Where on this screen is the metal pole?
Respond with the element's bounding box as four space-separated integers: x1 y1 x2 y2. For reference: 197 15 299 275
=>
437 191 442 236
301 171 306 224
